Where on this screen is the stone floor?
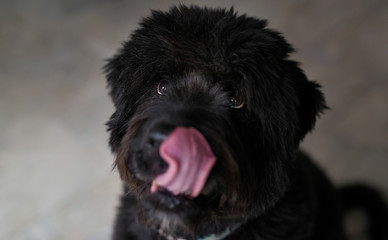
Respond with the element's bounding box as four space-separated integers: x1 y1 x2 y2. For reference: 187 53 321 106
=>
0 0 387 239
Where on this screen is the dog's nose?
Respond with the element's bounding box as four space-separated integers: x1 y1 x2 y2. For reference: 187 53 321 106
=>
135 131 169 178
146 132 167 149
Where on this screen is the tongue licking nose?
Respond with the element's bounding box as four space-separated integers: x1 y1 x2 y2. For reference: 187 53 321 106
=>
150 127 217 198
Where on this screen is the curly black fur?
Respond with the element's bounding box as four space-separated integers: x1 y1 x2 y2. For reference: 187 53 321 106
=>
104 5 386 240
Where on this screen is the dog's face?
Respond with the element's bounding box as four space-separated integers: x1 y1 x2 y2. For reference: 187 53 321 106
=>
105 6 326 236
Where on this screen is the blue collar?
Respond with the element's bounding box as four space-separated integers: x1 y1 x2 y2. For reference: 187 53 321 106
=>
197 222 242 240
158 222 243 240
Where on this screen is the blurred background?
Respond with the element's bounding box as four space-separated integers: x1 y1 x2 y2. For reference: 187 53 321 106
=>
1 0 387 239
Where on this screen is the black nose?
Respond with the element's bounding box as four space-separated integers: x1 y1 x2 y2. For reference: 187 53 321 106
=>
145 131 167 150
132 130 169 180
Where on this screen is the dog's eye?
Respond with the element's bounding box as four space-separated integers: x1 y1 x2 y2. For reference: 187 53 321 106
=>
229 94 245 109
157 80 169 95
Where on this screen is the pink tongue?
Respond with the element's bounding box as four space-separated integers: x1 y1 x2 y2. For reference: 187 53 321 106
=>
151 127 216 198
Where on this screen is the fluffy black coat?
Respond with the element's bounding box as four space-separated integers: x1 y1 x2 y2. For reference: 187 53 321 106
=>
104 5 384 240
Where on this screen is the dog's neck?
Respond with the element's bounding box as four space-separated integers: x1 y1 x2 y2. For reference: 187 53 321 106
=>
158 222 243 240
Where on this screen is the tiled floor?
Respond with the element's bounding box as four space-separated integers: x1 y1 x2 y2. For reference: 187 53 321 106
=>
1 0 387 239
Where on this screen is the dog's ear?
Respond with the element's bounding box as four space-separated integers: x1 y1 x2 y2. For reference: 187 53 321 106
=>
286 61 328 142
296 79 327 142
104 52 128 108
103 51 136 152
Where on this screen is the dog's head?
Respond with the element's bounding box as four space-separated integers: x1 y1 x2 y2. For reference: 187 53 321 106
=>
105 5 326 237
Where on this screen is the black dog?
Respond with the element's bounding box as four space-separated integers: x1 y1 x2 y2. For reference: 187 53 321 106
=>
104 5 387 240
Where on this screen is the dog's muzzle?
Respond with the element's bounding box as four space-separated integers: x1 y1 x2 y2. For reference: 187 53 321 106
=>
150 127 217 198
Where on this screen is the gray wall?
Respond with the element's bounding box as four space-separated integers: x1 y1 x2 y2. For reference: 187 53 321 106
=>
1 0 387 239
